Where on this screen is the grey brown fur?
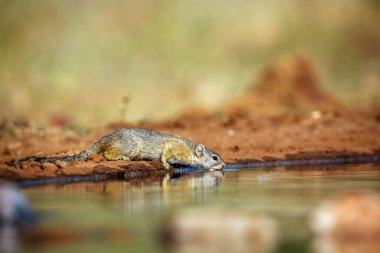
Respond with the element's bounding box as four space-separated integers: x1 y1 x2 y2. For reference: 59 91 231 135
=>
12 128 225 170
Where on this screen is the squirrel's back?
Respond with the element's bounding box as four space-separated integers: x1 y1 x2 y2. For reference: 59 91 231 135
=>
86 128 193 161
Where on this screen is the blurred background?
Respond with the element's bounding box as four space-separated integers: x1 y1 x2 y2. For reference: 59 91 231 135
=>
0 0 379 126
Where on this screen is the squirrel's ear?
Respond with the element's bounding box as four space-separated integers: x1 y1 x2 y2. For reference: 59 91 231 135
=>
195 144 205 157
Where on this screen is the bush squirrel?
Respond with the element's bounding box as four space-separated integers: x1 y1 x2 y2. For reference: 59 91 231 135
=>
13 128 225 170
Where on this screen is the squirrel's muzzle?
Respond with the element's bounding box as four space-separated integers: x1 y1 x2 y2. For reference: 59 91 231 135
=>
211 162 225 171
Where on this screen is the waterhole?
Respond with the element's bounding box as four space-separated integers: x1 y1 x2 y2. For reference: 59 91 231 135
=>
4 163 380 253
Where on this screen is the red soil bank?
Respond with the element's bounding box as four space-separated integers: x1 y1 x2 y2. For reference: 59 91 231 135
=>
1 54 379 181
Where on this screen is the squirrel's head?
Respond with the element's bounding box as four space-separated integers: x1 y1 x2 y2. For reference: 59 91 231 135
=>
194 144 225 171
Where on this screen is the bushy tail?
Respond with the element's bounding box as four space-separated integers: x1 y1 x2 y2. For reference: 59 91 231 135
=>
6 150 90 167
6 134 109 167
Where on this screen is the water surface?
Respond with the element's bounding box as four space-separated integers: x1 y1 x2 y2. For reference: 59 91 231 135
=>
18 164 380 253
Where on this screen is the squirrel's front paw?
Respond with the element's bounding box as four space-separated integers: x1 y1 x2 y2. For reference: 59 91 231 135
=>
121 156 131 161
163 163 171 170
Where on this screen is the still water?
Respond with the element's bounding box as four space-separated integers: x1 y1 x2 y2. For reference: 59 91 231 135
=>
16 164 380 253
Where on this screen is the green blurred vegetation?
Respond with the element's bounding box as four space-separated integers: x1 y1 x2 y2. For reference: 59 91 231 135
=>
0 0 379 126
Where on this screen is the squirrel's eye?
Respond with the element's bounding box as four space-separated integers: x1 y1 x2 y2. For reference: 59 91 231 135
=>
212 155 218 161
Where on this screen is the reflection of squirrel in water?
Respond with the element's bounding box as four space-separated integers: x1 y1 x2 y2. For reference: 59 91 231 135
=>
11 128 225 170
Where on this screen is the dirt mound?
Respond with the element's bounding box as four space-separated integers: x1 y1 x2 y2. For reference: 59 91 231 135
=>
227 54 340 117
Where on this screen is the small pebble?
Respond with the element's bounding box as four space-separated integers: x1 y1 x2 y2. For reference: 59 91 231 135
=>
227 129 235 137
310 110 322 120
55 160 68 168
41 162 57 171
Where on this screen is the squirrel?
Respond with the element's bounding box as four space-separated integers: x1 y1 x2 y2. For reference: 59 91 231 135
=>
10 128 225 171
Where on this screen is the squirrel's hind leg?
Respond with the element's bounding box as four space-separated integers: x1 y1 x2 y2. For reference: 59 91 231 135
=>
103 148 129 161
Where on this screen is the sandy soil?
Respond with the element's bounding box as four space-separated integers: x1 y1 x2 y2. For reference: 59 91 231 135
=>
1 54 379 181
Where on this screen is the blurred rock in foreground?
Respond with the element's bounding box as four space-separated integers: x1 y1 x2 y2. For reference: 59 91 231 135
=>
311 191 380 253
0 181 36 253
162 209 278 253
